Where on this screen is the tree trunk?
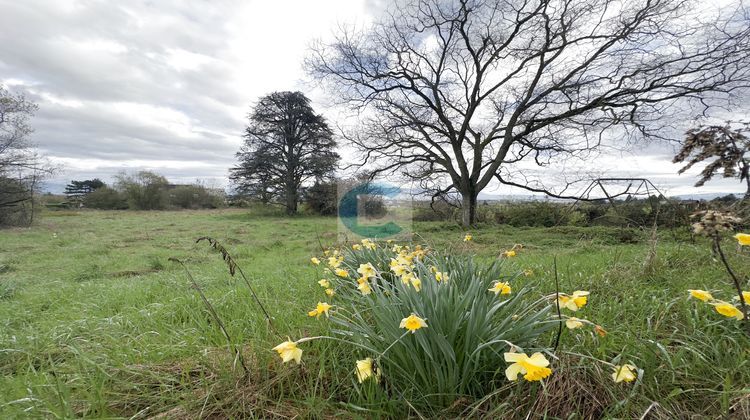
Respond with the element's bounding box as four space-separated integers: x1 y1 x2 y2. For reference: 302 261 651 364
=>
285 187 298 215
461 191 477 227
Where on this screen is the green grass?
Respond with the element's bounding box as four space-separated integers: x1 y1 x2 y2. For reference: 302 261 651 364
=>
0 209 748 418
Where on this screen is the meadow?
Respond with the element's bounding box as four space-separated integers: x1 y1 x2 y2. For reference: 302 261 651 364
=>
0 208 748 418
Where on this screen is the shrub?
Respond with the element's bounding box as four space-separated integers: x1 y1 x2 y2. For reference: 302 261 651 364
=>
303 181 338 215
498 201 571 227
115 171 169 210
83 186 128 210
168 185 222 209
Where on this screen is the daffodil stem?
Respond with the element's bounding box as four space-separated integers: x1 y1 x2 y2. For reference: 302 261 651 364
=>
713 237 750 332
378 332 409 359
552 256 563 352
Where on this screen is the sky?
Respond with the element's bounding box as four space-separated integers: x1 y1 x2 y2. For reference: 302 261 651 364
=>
0 0 747 199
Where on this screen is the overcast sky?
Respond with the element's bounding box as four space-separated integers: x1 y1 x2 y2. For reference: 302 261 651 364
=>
0 0 747 198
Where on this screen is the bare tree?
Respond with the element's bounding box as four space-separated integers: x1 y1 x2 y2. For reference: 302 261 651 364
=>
0 85 50 226
674 122 750 198
307 0 750 226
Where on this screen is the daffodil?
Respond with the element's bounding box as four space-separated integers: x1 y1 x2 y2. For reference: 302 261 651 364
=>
391 263 409 277
356 357 379 383
325 288 335 297
504 352 552 382
734 233 750 246
361 238 377 250
688 289 713 302
352 244 362 251
310 257 320 265
612 364 638 383
334 268 349 278
307 301 332 318
503 250 516 257
713 301 744 320
488 281 512 295
434 271 449 282
400 313 427 333
318 279 331 288
523 269 533 277
357 263 377 279
357 278 372 295
410 276 421 292
464 233 473 242
327 256 343 268
400 271 414 286
323 249 331 257
558 290 589 311
565 317 584 329
733 291 750 303
272 340 303 364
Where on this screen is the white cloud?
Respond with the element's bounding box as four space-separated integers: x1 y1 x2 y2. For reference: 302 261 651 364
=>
0 0 746 198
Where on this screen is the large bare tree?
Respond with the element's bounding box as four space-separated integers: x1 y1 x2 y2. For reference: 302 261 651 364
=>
307 0 750 226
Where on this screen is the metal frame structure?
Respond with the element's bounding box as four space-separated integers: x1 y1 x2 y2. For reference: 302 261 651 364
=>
561 178 679 227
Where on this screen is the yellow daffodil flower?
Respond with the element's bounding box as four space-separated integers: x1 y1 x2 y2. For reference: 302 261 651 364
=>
713 301 744 320
734 233 750 245
356 357 379 383
272 340 303 364
327 256 343 268
400 272 414 286
464 234 473 242
352 244 362 251
504 352 552 382
397 251 414 265
325 288 335 297
612 364 638 383
688 289 713 302
565 317 584 329
334 268 349 278
429 265 438 274
435 271 448 282
391 263 409 277
400 313 427 333
733 291 750 303
503 250 516 257
357 263 376 279
307 301 332 318
318 279 331 288
488 281 512 295
357 278 372 295
361 238 377 250
523 269 533 277
410 276 421 292
558 290 589 311
310 257 320 265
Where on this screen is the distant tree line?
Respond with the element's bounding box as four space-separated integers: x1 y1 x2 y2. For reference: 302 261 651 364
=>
60 171 225 210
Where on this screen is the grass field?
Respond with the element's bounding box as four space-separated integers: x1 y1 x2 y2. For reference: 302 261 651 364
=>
1 208 748 418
